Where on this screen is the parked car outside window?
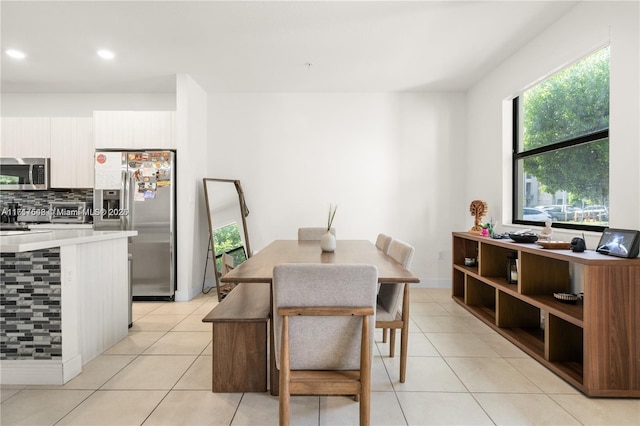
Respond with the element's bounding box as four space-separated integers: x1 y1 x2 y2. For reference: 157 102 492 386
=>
536 205 583 222
522 208 552 222
582 205 608 221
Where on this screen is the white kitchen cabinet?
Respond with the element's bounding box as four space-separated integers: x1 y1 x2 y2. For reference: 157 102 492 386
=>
50 117 94 188
0 117 51 158
132 111 175 148
94 111 175 149
93 111 134 149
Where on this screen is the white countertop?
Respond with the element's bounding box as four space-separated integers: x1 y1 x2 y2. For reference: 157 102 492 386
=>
0 229 137 253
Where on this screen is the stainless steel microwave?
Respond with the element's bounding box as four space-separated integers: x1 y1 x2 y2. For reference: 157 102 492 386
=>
0 158 50 190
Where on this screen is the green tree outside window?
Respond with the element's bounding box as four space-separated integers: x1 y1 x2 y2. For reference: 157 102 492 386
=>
516 46 610 227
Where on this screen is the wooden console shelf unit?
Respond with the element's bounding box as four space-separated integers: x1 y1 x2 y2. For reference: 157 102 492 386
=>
452 231 640 397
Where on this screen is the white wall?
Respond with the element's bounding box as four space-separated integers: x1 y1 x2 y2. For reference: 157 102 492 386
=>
466 1 639 249
208 92 467 286
1 93 175 116
174 74 209 301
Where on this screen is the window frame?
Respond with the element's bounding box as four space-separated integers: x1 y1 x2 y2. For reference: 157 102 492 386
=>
511 97 609 233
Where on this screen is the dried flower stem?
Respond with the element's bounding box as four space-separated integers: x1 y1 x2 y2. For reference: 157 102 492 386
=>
327 203 337 231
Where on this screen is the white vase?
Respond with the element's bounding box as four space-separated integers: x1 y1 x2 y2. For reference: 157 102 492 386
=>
320 231 336 252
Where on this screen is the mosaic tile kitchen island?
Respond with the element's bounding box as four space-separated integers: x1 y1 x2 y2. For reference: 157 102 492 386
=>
0 229 136 385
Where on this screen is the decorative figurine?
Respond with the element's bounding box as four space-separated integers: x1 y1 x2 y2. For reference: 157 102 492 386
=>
469 200 488 234
539 220 553 242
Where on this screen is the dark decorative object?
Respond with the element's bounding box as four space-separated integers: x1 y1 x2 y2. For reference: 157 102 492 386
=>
570 237 586 252
507 253 518 284
508 232 538 243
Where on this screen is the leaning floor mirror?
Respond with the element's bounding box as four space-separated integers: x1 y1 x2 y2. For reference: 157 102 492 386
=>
202 178 252 301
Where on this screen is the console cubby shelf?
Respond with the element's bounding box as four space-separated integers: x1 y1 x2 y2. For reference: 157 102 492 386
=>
452 231 640 397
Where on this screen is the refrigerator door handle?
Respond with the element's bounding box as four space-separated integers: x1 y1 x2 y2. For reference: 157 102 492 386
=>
94 188 103 229
169 230 176 290
122 170 131 231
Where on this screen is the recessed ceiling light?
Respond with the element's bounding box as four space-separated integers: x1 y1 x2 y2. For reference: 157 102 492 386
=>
6 49 26 60
97 49 115 60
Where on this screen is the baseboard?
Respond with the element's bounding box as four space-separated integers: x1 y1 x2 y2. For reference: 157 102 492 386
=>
63 354 83 383
0 360 64 385
0 356 82 385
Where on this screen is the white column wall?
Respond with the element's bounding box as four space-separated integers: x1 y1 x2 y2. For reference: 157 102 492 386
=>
174 74 209 301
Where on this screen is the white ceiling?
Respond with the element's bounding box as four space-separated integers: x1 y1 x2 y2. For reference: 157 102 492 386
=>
1 1 579 94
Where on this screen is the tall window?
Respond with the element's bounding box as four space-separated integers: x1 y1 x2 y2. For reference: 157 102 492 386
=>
513 46 610 231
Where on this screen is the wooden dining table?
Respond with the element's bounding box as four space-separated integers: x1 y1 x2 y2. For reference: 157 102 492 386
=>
221 239 420 395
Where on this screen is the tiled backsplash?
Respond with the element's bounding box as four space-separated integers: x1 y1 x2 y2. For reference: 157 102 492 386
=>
0 248 62 360
0 189 93 212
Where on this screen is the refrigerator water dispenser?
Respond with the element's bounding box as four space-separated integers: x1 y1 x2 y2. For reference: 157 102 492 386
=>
102 190 121 219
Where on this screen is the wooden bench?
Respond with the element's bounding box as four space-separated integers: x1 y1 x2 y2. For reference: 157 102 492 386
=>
202 282 270 392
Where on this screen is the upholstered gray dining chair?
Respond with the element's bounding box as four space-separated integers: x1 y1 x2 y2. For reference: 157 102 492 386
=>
375 233 393 253
297 227 336 240
273 263 378 426
376 239 414 383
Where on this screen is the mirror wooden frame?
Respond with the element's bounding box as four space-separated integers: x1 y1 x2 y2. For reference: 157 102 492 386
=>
202 178 252 299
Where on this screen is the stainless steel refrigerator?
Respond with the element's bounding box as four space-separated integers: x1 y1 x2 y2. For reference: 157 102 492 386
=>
94 150 176 300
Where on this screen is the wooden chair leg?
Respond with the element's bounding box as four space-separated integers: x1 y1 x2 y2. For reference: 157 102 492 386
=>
382 328 388 343
279 316 290 426
389 328 396 358
361 378 370 426
399 284 410 383
400 323 408 383
360 315 371 426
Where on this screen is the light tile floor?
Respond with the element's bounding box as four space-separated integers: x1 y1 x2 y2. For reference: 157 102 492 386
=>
2 288 639 425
